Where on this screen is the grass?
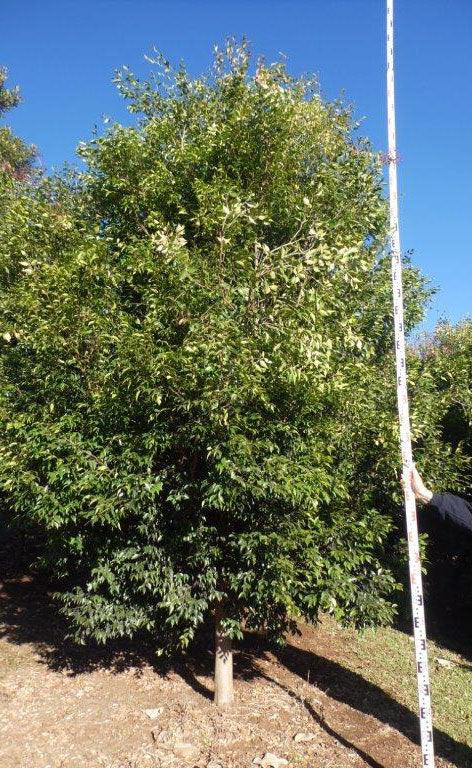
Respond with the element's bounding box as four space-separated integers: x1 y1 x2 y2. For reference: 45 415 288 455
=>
327 617 472 749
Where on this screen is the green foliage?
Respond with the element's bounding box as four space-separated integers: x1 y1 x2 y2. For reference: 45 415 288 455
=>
365 319 472 515
344 317 472 612
0 67 36 179
0 43 435 650
409 320 472 489
408 321 472 629
0 67 21 115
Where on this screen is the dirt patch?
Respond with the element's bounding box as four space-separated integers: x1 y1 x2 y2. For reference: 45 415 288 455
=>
0 573 470 768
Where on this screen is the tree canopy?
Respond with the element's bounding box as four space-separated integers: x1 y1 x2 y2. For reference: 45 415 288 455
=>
0 44 444 667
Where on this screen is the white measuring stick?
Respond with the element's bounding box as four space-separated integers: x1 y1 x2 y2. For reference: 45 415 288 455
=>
386 1 435 765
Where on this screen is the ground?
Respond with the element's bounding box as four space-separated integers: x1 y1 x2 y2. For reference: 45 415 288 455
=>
1 572 471 768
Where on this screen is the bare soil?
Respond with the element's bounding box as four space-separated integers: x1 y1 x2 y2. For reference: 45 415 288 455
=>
1 572 471 768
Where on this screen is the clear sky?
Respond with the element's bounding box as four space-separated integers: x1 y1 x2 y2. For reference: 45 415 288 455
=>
1 0 470 331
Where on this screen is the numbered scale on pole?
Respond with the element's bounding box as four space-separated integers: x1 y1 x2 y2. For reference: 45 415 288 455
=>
386 1 435 765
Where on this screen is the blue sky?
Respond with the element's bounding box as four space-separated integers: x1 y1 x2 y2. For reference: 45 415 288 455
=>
1 0 470 330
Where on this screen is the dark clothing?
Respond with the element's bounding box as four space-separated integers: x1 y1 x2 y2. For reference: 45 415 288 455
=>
428 492 472 536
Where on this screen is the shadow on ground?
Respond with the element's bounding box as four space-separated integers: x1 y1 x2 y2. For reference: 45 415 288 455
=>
1 572 471 768
271 640 472 768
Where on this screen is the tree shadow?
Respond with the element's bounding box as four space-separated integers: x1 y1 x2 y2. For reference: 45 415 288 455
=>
259 672 386 768
1 572 472 767
270 639 472 768
0 573 162 676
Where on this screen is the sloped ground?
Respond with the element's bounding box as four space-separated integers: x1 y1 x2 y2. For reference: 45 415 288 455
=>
0 572 471 768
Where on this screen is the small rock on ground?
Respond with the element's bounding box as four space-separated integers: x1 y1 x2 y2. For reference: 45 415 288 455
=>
435 657 456 669
253 753 289 767
144 707 163 719
293 732 316 743
173 741 201 762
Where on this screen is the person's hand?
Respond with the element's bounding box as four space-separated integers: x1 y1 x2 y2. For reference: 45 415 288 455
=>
408 465 433 504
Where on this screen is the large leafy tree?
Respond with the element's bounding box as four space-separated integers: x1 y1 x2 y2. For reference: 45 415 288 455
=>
0 43 428 704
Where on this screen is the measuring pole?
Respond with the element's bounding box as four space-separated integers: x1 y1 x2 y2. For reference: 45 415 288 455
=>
386 1 435 765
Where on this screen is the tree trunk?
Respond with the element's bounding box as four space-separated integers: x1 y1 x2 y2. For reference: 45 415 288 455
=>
214 606 234 707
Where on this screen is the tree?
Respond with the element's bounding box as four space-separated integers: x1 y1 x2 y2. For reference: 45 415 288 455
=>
0 43 424 705
0 66 39 288
0 67 36 179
